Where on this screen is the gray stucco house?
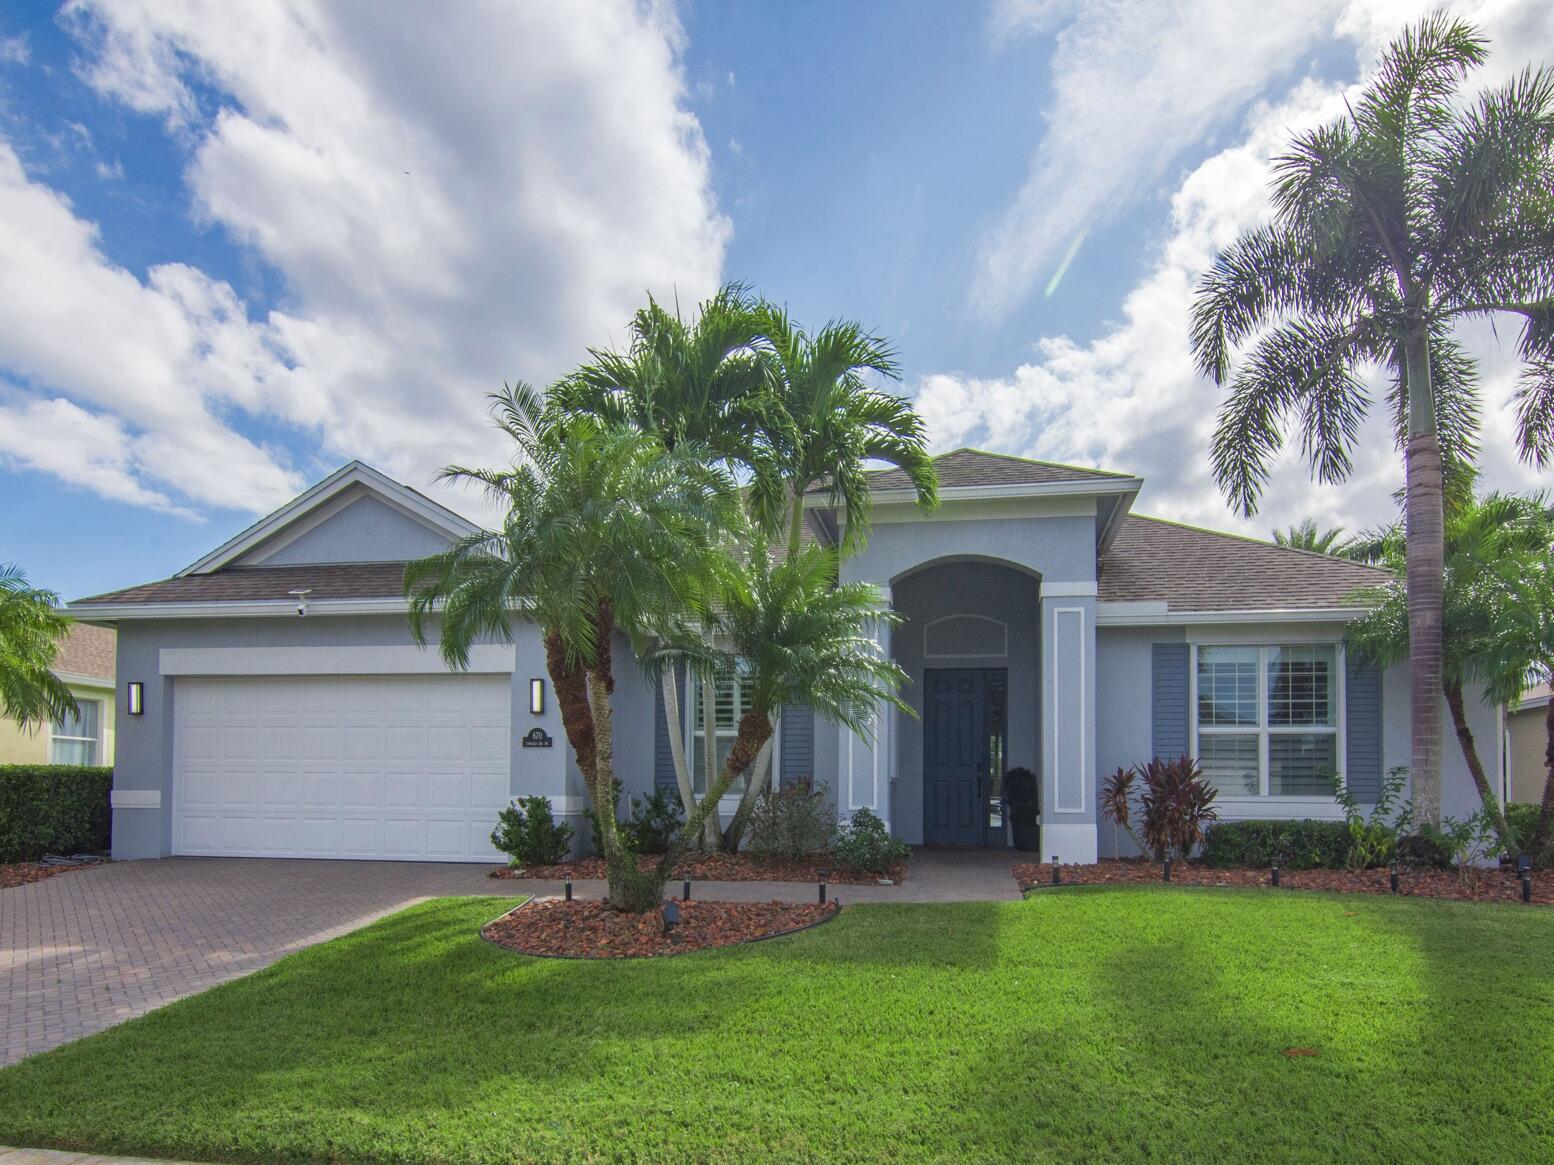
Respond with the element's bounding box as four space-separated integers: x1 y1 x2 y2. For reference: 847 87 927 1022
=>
71 449 1500 865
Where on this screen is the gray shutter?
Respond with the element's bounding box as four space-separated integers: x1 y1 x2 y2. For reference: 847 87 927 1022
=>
1345 655 1382 802
1152 643 1190 760
778 704 814 788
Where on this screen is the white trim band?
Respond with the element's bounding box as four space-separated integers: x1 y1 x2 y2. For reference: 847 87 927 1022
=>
1095 605 1371 627
159 645 517 676
111 790 161 810
1041 823 1098 864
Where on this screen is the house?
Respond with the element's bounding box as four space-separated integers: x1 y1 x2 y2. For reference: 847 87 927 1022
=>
1506 684 1550 805
69 451 1500 864
0 622 117 768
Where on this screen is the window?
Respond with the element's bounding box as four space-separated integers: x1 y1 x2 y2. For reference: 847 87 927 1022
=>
1193 645 1341 797
50 699 101 766
685 673 770 795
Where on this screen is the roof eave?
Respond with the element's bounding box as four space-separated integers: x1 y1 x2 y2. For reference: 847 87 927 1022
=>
1095 603 1374 626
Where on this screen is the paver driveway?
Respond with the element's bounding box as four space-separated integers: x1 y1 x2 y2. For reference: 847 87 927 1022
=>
0 858 517 1065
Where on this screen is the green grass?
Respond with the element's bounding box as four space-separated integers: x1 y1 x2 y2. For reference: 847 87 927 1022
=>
2 890 1551 1164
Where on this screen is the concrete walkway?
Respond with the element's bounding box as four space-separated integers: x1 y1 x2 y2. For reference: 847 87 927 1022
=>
0 1150 196 1165
1 848 1019 1065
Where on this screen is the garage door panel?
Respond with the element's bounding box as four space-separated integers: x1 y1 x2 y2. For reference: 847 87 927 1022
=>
174 674 512 862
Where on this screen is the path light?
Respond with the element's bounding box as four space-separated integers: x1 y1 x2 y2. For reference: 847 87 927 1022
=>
1519 853 1534 904
1051 855 1061 886
1389 861 1399 894
1271 860 1281 888
663 901 680 934
564 877 573 902
818 869 830 904
683 879 691 902
1523 873 1533 904
1163 857 1172 883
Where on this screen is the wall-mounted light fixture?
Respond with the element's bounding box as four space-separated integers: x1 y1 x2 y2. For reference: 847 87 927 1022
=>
529 678 545 715
126 681 144 716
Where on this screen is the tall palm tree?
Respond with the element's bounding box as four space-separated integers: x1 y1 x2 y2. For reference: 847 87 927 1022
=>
1272 519 1350 555
0 564 76 728
1191 15 1554 823
1347 493 1552 848
405 384 739 912
752 306 938 558
649 542 910 852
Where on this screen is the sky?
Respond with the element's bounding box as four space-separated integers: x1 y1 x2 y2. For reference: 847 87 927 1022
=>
1 0 1551 601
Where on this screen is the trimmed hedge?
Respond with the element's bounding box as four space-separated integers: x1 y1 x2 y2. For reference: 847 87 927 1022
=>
0 765 113 863
1201 819 1350 870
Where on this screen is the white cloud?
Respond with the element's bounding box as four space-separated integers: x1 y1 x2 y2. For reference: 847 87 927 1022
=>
1 0 727 515
975 0 1360 323
0 35 28 65
922 0 1554 537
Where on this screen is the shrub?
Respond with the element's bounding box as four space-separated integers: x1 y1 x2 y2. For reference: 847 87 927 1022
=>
747 778 834 860
832 807 909 875
490 796 573 867
1399 811 1503 877
0 765 113 863
1201 820 1350 869
1003 767 1039 829
1331 767 1408 869
1101 757 1218 861
1503 803 1553 866
1394 826 1455 870
583 780 685 855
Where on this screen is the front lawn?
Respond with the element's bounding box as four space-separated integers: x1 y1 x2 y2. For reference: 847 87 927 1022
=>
1 890 1550 1164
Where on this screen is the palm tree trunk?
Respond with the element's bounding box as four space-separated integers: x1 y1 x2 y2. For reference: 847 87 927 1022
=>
698 676 723 849
586 668 664 912
652 709 773 882
1443 682 1509 847
1530 697 1554 856
722 735 775 852
787 480 808 560
1404 328 1445 826
660 668 697 820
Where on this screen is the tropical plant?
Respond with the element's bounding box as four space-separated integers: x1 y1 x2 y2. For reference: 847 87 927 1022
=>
1101 757 1219 862
0 564 77 729
1190 15 1554 826
745 778 835 860
1330 767 1409 870
1003 767 1040 830
750 304 937 557
831 807 909 876
490 796 573 868
1347 492 1553 848
405 384 739 912
651 540 911 852
1271 518 1350 556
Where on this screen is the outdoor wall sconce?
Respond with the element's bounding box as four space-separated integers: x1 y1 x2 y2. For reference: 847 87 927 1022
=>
529 678 545 715
126 681 144 716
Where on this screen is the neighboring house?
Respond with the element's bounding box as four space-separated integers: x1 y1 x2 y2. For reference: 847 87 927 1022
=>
69 451 1500 864
0 622 117 767
1506 684 1550 805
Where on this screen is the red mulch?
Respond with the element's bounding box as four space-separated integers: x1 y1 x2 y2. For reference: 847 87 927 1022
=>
492 852 906 886
481 897 840 958
1013 858 1554 905
0 862 88 889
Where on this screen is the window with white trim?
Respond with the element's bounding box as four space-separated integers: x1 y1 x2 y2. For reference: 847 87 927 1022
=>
684 673 771 795
50 699 101 766
1193 644 1342 796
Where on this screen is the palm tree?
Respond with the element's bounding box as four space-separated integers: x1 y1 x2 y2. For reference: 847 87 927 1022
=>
1272 519 1350 555
1347 492 1552 848
752 305 937 558
1191 15 1554 824
405 384 740 912
650 542 910 852
0 564 77 728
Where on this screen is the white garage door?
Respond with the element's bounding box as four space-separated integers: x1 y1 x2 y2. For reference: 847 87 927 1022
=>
173 674 511 861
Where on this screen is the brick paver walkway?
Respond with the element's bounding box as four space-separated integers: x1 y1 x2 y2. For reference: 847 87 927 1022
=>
1 848 1018 1065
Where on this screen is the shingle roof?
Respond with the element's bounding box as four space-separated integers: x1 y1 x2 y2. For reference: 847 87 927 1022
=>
74 563 409 607
1099 516 1392 611
53 623 116 680
817 447 1135 494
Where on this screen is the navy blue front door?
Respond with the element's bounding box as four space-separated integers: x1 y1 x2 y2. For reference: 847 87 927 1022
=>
924 669 998 846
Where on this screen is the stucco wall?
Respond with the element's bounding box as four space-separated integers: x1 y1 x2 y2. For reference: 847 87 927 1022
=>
1507 704 1548 805
248 493 454 566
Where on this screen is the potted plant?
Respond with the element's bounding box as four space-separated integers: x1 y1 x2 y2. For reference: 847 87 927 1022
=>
1004 766 1040 852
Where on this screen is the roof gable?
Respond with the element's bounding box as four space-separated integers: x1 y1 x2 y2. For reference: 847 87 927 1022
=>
864 447 1135 492
179 462 479 576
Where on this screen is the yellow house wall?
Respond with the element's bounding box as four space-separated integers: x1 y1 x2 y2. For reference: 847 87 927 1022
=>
0 681 115 767
1508 705 1546 805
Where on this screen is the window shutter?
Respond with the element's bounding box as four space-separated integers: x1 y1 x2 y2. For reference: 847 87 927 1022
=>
779 704 814 788
1152 643 1190 760
1345 656 1382 802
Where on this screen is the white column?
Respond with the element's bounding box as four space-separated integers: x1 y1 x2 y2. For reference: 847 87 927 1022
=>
1042 594 1098 862
840 593 894 827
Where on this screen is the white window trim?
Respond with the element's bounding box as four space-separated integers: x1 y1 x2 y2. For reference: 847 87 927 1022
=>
681 672 780 806
49 697 102 766
1189 643 1346 798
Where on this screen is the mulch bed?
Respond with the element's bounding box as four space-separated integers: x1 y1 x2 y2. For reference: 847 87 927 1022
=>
481 897 841 958
492 852 906 886
0 861 89 889
1012 858 1554 905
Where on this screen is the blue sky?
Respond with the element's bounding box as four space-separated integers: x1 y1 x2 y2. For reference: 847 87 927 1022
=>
1 0 1551 601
